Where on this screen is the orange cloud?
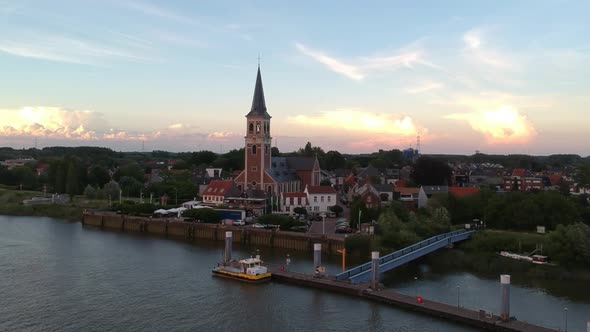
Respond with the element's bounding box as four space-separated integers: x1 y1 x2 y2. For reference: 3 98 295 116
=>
445 105 536 143
289 109 423 137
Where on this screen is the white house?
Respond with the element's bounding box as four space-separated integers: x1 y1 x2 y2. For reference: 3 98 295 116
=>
281 192 308 215
304 185 337 214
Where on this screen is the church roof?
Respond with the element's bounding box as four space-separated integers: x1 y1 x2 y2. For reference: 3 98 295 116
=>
286 157 316 171
246 66 271 118
269 157 299 182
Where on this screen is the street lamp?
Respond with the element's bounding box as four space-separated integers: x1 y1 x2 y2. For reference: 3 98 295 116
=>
321 213 326 235
456 285 461 308
564 307 568 332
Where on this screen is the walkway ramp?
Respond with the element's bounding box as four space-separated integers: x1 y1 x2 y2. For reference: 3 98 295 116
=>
336 230 475 283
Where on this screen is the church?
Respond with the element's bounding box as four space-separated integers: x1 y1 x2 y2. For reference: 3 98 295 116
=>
234 66 321 197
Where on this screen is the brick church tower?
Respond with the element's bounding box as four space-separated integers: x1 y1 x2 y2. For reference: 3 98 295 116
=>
242 66 272 191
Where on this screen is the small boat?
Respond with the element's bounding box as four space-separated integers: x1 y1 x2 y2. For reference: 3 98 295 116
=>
499 251 554 265
212 256 272 283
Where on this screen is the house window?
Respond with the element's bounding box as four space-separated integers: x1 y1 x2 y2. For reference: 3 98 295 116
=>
251 166 257 171
297 197 301 205
290 197 294 205
327 196 331 202
252 145 257 154
286 206 290 212
321 196 324 202
267 185 272 193
314 196 317 203
314 206 319 212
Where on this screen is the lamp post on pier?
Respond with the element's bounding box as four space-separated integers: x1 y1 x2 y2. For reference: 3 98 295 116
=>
456 285 461 308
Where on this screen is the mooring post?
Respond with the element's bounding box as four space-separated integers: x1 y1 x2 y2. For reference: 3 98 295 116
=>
500 274 510 322
313 243 322 275
586 321 589 332
225 231 232 263
371 251 379 290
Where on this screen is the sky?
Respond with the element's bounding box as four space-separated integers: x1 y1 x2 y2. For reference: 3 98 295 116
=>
0 0 589 156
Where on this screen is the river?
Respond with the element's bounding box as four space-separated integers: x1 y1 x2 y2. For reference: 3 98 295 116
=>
1 215 588 331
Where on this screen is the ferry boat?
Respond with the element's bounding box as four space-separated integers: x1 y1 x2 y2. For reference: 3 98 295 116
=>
212 257 272 283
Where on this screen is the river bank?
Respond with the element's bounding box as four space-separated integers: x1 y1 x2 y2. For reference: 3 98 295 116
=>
0 188 109 221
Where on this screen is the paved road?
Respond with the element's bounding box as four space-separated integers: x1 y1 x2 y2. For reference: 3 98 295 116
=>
308 217 336 235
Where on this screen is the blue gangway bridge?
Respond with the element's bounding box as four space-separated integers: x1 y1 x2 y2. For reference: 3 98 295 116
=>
335 229 476 283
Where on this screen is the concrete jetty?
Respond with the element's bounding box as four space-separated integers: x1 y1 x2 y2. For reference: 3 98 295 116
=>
270 268 557 332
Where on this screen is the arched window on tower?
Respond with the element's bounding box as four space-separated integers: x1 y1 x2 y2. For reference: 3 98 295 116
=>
252 145 257 155
256 122 261 133
249 123 254 133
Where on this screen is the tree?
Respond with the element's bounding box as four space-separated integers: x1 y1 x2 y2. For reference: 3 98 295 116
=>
66 161 80 196
83 185 97 199
114 163 144 182
329 205 343 217
103 181 121 202
411 157 452 185
119 176 143 197
87 165 111 187
293 207 307 216
323 151 346 170
320 179 332 186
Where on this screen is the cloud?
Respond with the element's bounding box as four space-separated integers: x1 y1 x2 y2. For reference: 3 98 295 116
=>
207 131 240 140
295 42 433 81
404 81 444 94
289 109 423 136
445 105 536 143
0 34 150 65
295 43 364 80
462 28 513 69
463 30 481 49
123 1 197 26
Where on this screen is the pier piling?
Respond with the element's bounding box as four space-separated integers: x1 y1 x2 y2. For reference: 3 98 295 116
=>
371 251 379 290
500 274 511 322
313 243 322 276
225 231 232 263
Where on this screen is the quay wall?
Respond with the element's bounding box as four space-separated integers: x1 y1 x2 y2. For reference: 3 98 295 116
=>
82 212 344 255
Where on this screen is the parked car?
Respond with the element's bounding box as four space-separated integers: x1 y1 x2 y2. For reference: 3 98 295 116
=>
251 223 265 228
289 225 309 233
335 226 353 234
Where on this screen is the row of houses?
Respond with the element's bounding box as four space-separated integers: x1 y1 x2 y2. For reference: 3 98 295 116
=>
201 179 337 216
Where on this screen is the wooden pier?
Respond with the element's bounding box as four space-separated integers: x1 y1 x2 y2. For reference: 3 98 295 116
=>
270 268 557 332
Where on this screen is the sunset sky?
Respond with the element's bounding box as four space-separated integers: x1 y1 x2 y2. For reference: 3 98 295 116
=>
1 1 589 155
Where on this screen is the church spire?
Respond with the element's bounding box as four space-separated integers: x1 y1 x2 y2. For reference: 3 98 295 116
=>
246 66 271 118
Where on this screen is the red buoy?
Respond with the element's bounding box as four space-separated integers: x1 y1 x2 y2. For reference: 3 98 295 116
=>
416 296 423 303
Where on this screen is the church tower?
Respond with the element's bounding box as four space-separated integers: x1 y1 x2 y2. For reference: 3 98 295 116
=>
243 66 272 191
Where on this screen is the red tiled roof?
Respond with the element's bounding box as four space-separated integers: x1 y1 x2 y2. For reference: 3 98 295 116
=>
395 180 406 188
283 192 307 198
549 174 562 186
306 185 337 194
512 168 526 177
449 186 480 198
204 180 234 196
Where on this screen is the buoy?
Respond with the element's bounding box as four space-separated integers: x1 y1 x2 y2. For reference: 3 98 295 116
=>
416 296 423 303
280 265 285 271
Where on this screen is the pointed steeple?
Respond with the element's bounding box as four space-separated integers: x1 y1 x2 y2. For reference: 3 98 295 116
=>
246 66 271 118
